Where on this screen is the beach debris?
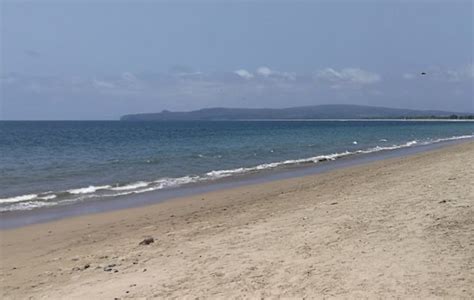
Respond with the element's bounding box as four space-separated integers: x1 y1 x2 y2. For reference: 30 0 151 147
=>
72 263 92 272
353 141 358 145
103 263 117 272
139 237 155 246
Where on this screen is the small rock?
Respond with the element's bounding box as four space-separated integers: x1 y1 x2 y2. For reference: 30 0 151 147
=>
439 200 447 204
114 269 119 273
143 268 147 272
330 202 338 205
84 264 90 269
139 237 154 246
104 267 113 272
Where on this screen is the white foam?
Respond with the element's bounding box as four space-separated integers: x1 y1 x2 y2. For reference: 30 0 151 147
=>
111 181 148 191
154 176 201 188
68 185 111 195
205 151 353 179
0 201 56 212
0 194 37 204
39 194 57 200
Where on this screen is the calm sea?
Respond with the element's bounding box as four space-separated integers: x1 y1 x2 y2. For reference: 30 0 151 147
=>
1 120 473 212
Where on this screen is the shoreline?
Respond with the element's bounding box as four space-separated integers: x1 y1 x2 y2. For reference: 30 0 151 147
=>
1 137 472 229
1 141 473 298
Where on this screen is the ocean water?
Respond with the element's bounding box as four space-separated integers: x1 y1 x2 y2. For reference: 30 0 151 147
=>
1 120 473 212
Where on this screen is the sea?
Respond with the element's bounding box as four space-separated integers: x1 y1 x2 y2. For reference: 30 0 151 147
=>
1 120 473 214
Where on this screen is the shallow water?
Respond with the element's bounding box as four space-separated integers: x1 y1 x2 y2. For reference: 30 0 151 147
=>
1 120 473 212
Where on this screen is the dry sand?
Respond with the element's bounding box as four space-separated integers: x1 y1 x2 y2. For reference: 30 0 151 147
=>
1 142 473 299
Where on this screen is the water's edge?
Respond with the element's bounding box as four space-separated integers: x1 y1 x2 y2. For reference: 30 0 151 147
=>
1 138 470 229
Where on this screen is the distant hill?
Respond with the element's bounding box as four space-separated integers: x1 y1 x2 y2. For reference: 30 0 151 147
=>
120 105 471 121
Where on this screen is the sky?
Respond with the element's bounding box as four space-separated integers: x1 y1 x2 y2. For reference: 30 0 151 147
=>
1 0 473 120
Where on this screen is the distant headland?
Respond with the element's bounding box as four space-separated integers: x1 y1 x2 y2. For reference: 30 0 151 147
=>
120 104 473 121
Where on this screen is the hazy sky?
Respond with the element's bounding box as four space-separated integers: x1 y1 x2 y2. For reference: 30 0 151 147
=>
1 0 473 120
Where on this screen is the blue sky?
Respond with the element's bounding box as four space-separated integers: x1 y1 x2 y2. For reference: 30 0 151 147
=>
1 0 473 120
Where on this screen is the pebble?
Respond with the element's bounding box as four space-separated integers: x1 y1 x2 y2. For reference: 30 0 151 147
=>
139 237 155 245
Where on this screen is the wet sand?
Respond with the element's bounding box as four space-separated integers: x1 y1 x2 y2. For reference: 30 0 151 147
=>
1 142 473 299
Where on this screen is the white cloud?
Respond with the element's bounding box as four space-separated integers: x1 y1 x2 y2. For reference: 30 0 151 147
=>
234 69 254 79
256 66 273 77
315 68 381 86
255 66 296 81
93 79 115 89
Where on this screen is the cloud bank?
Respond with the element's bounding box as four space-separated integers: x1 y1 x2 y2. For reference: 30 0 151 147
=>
1 64 473 120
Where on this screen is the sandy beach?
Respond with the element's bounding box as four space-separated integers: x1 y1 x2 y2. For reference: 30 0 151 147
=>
1 142 473 299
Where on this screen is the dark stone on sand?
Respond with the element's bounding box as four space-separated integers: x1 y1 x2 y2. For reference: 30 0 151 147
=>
84 264 90 269
139 237 155 245
439 200 447 203
330 202 338 205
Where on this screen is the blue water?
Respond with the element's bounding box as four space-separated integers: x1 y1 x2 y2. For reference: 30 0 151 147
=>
1 120 473 212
